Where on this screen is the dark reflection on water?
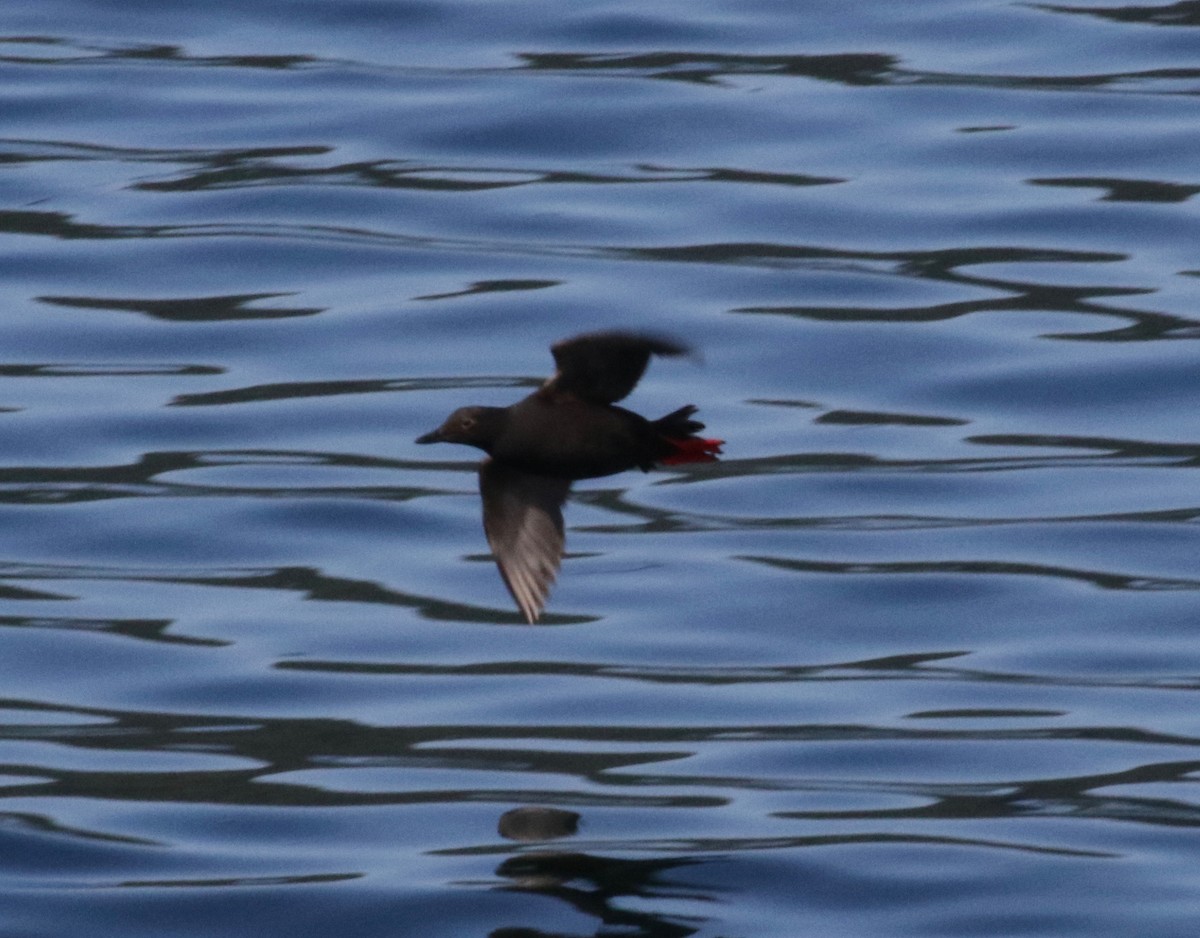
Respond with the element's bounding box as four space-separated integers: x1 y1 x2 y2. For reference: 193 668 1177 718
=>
5 682 1195 828
0 207 462 249
726 244 1200 342
0 35 317 70
0 363 221 377
624 241 1200 342
1036 1 1200 27
816 409 968 427
970 433 1200 466
0 613 222 647
742 554 1200 592
38 293 323 322
517 47 1200 94
0 560 585 625
490 849 709 938
138 157 846 194
0 450 414 498
518 50 900 86
1030 177 1200 204
1 137 845 195
169 377 536 407
776 758 1200 830
117 871 363 888
415 279 561 301
617 434 1200 492
276 648 1200 693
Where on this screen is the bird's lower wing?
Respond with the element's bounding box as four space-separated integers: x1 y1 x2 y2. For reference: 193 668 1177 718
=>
479 460 571 623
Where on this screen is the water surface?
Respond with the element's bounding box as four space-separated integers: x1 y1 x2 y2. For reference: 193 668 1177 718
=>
2 1 1200 935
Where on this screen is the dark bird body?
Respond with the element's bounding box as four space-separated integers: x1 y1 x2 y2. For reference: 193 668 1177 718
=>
416 331 723 622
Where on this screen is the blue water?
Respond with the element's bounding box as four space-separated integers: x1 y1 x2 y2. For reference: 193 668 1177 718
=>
2 1 1200 934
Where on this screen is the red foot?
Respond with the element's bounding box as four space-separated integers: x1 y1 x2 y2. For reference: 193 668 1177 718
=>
662 437 724 465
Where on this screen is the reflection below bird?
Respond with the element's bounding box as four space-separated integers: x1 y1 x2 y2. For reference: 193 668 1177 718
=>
416 330 723 622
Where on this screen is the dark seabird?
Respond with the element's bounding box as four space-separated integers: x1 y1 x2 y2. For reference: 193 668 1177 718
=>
416 330 723 622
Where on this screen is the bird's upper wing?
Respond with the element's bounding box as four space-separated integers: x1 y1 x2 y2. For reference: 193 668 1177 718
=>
546 330 690 404
479 459 571 623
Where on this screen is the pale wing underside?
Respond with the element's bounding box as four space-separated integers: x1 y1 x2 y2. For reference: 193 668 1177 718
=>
479 459 571 623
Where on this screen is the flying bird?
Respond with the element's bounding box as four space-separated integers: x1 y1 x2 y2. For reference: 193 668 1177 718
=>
416 330 723 622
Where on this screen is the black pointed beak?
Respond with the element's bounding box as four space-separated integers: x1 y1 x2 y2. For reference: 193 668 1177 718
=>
415 428 443 444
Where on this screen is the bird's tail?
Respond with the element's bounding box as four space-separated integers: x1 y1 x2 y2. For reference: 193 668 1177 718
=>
654 405 724 465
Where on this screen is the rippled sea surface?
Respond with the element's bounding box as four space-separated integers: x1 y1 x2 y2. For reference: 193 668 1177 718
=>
3 1 1200 934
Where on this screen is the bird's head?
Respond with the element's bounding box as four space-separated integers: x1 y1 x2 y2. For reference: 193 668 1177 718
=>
415 405 503 452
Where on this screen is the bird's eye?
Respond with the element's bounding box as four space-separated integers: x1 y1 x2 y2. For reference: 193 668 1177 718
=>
460 416 476 430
